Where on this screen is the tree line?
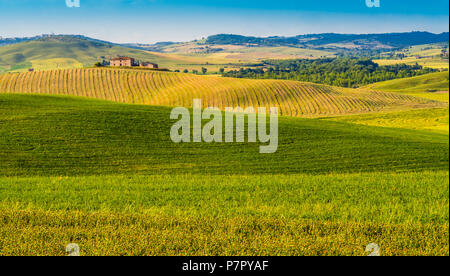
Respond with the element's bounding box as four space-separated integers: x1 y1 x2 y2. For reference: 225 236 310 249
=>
222 58 439 88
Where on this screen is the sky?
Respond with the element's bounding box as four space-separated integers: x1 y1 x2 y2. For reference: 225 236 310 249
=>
1 0 449 43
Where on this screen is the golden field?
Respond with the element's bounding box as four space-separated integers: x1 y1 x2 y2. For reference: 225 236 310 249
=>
0 68 446 117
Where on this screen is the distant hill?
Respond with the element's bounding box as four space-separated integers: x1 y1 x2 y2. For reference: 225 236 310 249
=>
0 36 38 46
206 32 450 49
1 93 448 177
0 34 123 48
1 32 448 72
0 35 186 72
0 68 445 117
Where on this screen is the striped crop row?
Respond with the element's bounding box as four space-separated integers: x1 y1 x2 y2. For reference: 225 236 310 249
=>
0 68 445 117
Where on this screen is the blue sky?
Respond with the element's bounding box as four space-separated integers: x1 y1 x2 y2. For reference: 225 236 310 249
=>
1 0 448 43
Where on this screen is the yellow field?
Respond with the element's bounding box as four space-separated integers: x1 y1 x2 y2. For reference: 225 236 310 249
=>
374 43 449 70
29 58 84 72
0 68 446 117
374 58 449 70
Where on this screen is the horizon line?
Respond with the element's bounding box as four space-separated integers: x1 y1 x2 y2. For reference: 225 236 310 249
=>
1 30 449 45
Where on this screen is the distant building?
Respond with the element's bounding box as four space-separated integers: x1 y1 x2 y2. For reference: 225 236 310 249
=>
109 57 159 69
110 57 135 67
139 62 159 69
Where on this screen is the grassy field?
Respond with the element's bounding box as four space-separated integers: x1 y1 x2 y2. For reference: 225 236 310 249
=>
0 94 448 255
0 68 446 117
0 36 302 74
374 57 449 70
1 172 448 256
0 94 448 176
365 71 449 102
326 108 449 134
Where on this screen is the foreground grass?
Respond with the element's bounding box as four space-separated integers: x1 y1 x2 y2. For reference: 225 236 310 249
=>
0 172 448 256
0 94 448 256
2 209 447 256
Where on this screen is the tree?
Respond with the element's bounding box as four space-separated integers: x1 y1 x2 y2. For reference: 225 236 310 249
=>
221 57 435 87
201 67 208 75
192 70 199 74
183 69 189 73
94 62 103 67
219 68 225 74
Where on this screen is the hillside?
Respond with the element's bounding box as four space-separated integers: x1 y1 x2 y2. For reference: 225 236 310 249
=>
2 32 448 74
3 32 448 52
0 94 448 255
206 32 450 49
365 72 449 102
327 108 449 134
374 43 449 70
0 68 446 117
0 36 194 72
0 94 448 256
134 32 450 67
0 93 447 176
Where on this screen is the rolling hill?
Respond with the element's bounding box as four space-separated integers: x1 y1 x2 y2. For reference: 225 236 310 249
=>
2 32 448 74
0 94 448 255
0 36 197 72
365 71 449 102
130 32 450 67
374 43 449 70
0 68 446 117
0 93 447 176
205 32 450 49
327 108 449 134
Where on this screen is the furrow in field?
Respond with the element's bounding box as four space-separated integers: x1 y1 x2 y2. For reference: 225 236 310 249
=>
0 68 446 117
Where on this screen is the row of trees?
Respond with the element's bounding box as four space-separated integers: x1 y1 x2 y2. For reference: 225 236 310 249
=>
222 58 438 88
174 68 208 74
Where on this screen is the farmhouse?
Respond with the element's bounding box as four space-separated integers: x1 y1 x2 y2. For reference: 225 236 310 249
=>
110 57 135 67
110 57 159 69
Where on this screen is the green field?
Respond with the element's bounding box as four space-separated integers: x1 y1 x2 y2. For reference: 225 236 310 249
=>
2 36 332 74
365 71 449 102
326 108 449 134
0 36 206 72
0 94 448 256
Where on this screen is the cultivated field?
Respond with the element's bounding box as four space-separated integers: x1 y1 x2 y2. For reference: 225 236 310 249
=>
374 57 449 70
0 94 448 256
374 43 449 70
0 68 446 117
